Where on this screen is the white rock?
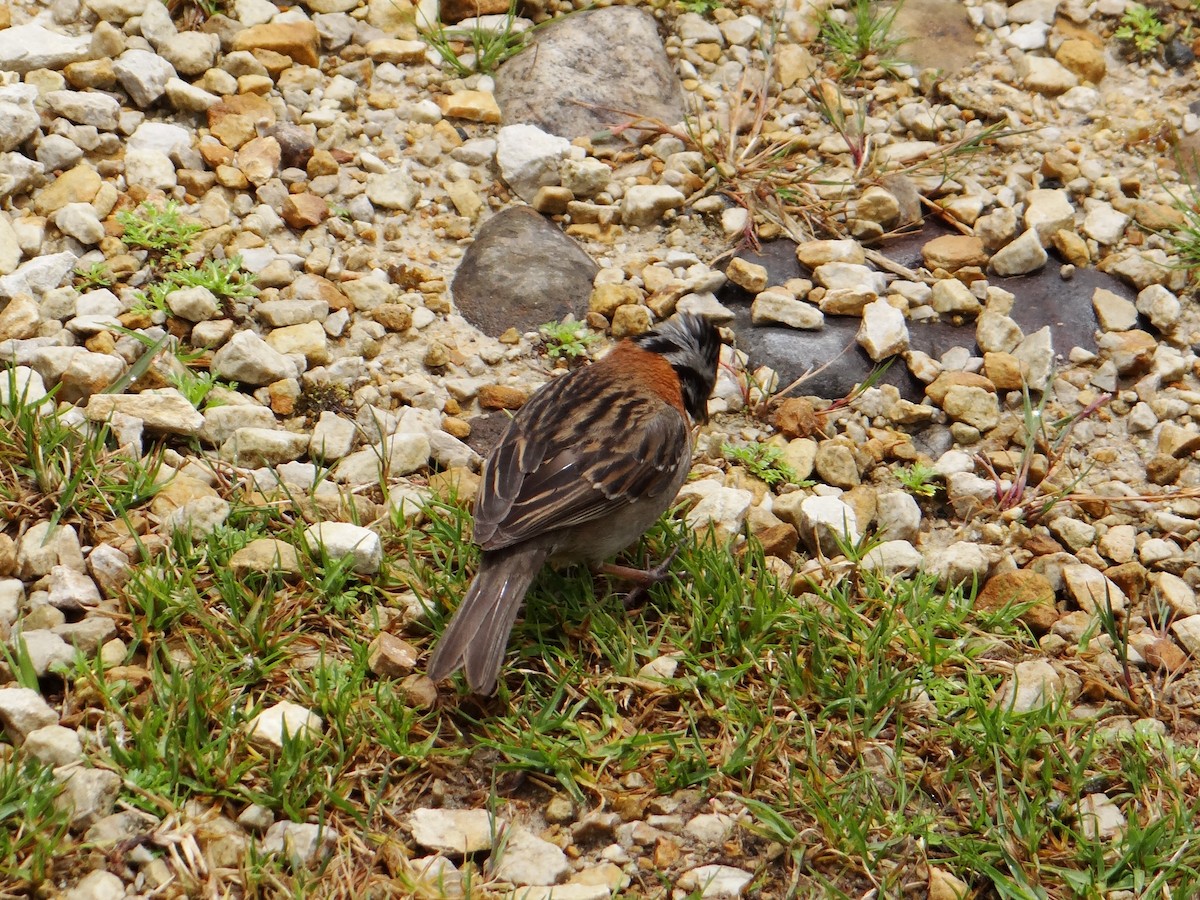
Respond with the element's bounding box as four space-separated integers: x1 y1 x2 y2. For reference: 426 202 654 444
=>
857 298 908 359
860 540 923 577
1171 614 1200 656
875 491 921 542
410 808 502 856
310 412 358 461
113 48 176 108
47 565 102 611
1062 563 1126 615
751 289 824 329
621 184 686 228
246 701 324 749
1018 54 1078 93
210 330 296 386
683 484 752 539
220 428 310 467
998 658 1064 712
86 388 205 436
166 285 221 321
0 686 59 742
0 23 91 73
1077 793 1126 840
0 252 78 300
303 522 383 574
1090 288 1138 332
795 495 859 556
491 825 571 886
366 167 422 211
125 148 177 190
261 821 337 868
1135 284 1181 332
1082 203 1130 246
926 540 993 586
24 724 84 767
495 123 571 202
812 261 886 294
677 865 753 898
55 767 121 829
63 870 126 900
12 629 76 676
46 90 122 131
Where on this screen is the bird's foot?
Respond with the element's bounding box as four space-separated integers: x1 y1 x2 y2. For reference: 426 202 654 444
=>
598 545 685 609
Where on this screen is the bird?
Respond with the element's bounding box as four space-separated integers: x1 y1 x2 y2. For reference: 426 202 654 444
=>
426 313 722 694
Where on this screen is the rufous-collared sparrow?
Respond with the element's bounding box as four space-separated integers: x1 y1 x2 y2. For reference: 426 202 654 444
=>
427 313 722 694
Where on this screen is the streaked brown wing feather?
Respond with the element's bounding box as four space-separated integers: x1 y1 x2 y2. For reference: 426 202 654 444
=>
473 370 688 551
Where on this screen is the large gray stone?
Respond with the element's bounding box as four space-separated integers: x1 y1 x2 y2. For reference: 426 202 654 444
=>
494 7 684 143
452 206 597 337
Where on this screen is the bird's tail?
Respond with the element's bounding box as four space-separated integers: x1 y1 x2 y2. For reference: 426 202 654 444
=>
426 545 550 694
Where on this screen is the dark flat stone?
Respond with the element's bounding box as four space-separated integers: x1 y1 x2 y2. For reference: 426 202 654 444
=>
723 224 1133 399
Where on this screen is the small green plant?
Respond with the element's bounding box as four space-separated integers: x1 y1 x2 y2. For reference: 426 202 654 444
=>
131 256 257 317
896 461 939 497
117 200 203 269
819 0 909 79
1161 163 1200 272
539 320 600 360
73 261 113 291
1114 2 1167 55
419 0 530 77
677 0 724 15
723 441 799 486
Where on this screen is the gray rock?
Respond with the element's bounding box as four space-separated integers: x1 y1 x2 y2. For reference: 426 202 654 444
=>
494 7 684 143
452 206 597 337
17 523 85 579
55 767 122 829
860 539 923 577
200 402 278 446
1077 793 1126 840
334 432 430 484
303 523 383 574
0 686 59 742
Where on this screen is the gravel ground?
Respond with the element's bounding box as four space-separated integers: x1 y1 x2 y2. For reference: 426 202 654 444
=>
1 0 1200 895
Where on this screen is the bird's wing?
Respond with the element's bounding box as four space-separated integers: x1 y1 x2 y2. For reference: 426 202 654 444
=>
473 370 689 551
